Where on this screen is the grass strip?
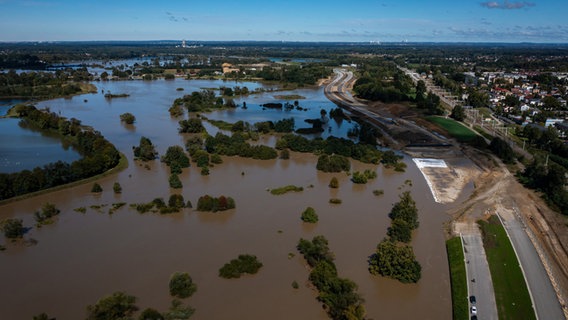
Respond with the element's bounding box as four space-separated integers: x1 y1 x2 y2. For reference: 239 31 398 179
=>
427 116 477 142
446 237 468 320
478 215 536 320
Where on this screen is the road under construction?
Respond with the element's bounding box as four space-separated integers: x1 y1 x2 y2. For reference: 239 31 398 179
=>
323 68 453 151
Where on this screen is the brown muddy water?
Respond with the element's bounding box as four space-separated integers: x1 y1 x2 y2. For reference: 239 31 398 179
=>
0 79 474 320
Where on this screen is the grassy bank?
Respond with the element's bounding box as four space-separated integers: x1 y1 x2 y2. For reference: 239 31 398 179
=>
446 237 468 320
478 215 535 320
427 116 477 142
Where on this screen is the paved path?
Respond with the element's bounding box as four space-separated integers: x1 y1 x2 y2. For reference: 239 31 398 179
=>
498 213 565 320
462 233 499 320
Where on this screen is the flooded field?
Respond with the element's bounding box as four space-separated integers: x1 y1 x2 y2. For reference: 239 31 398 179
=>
0 78 474 319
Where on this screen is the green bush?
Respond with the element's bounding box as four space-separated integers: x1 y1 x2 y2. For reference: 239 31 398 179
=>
169 272 197 299
329 198 342 204
373 189 384 196
301 207 319 223
329 177 339 188
1 218 25 239
34 202 60 224
113 182 122 194
210 153 223 164
119 112 136 124
169 174 183 189
219 254 263 279
91 183 103 193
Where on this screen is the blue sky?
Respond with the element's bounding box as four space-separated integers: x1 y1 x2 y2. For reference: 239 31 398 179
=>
0 0 566 42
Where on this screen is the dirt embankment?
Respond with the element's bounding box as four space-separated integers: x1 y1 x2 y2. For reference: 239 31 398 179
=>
451 147 568 314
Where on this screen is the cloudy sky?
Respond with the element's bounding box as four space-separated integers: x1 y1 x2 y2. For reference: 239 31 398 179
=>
0 0 566 42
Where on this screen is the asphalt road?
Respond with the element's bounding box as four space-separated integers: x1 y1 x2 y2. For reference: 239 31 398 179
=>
498 213 565 320
462 233 499 320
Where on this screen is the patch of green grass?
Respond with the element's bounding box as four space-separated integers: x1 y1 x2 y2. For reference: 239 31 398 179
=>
427 116 477 142
269 185 304 195
446 237 468 320
478 215 535 320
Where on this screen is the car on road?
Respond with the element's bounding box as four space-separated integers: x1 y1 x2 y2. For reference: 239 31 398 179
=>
471 306 477 315
469 295 476 304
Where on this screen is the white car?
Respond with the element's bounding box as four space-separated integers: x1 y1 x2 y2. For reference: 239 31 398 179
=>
471 306 477 315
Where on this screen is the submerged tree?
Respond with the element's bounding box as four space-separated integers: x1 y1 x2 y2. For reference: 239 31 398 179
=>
86 291 138 320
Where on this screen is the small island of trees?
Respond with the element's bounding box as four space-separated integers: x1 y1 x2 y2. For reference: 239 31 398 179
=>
368 191 421 283
169 272 197 299
301 207 319 223
219 254 263 279
196 195 235 212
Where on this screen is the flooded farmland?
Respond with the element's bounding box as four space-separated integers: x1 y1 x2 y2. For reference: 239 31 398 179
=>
0 78 474 320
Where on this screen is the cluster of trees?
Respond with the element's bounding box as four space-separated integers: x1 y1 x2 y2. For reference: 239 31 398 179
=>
0 105 120 200
252 64 331 86
489 137 516 164
276 134 385 165
353 60 414 103
169 272 197 299
171 90 227 113
518 158 568 215
130 194 191 214
415 80 444 115
185 135 222 175
133 137 157 161
368 191 421 283
204 132 278 160
219 86 250 96
218 254 263 279
297 235 366 320
0 69 91 98
351 169 377 184
0 53 47 69
196 195 236 212
162 146 190 174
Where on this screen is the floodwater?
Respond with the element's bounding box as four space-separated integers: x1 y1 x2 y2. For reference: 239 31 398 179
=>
0 118 82 173
0 78 474 320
